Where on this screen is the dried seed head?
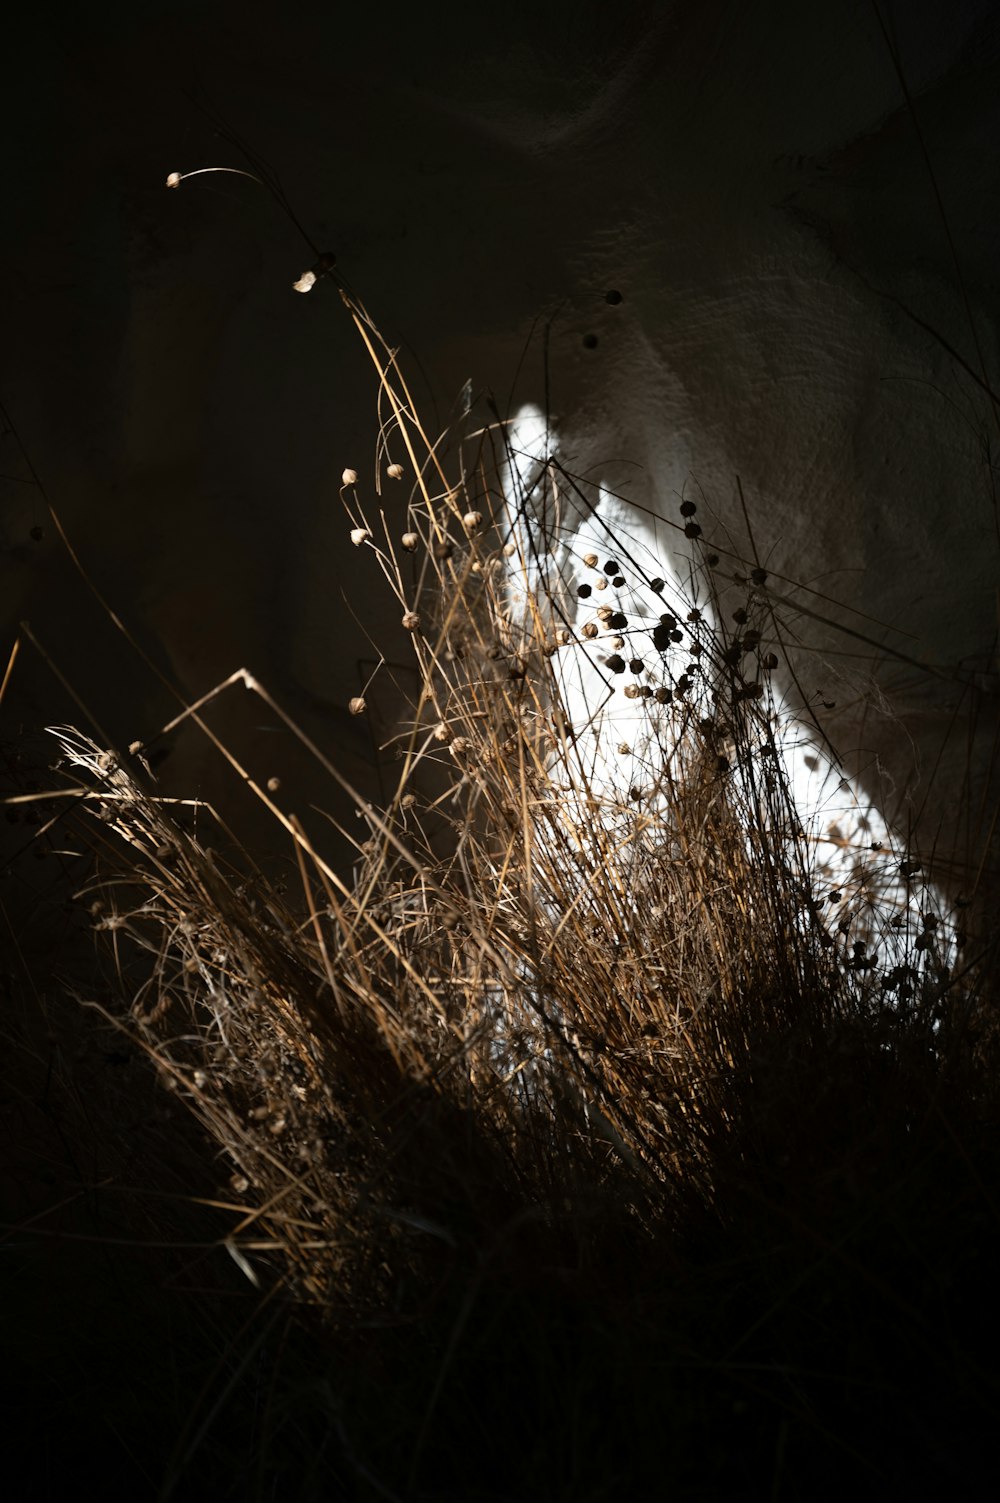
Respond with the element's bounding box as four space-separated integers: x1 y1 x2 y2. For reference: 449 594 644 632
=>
401 531 419 551
349 696 367 715
450 736 470 758
293 270 317 294
463 510 482 532
582 622 599 639
401 792 417 809
762 652 779 671
680 500 697 517
684 521 702 539
433 722 450 742
595 576 608 590
603 559 620 576
605 654 626 673
503 541 518 557
402 609 421 631
433 539 454 561
610 635 625 650
583 551 599 568
342 467 358 486
387 462 405 480
623 683 640 699
351 527 372 547
617 742 631 755
166 171 182 188
267 776 281 793
577 583 592 598
597 604 614 622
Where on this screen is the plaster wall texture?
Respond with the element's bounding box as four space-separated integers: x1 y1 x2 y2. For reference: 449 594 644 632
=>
2 1 998 895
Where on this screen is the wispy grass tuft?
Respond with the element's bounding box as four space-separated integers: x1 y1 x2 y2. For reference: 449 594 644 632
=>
11 286 1000 1499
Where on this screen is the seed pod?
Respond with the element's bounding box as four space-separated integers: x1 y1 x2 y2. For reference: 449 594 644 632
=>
402 610 421 631
351 527 372 547
342 467 358 486
267 776 281 792
463 510 482 532
401 792 417 810
577 583 592 598
450 736 470 758
629 658 643 674
387 462 405 480
612 575 625 588
503 541 518 557
433 722 450 742
684 521 702 539
597 604 614 622
605 653 626 673
401 531 419 551
623 683 640 699
603 559 620 576
349 696 366 715
680 500 697 517
762 652 779 671
654 686 672 704
583 552 599 568
582 622 599 639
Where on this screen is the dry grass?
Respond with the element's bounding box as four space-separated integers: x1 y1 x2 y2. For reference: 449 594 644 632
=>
6 287 1000 1499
